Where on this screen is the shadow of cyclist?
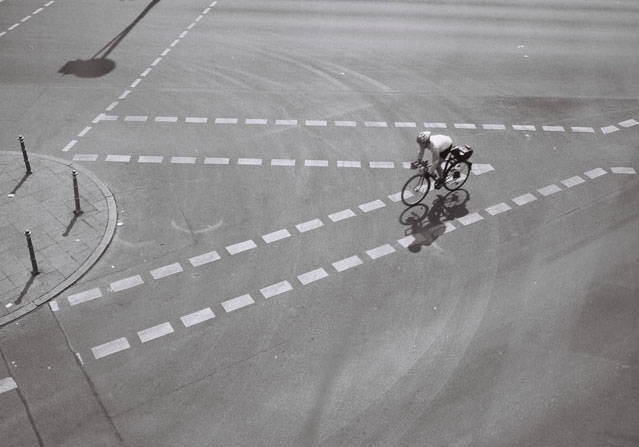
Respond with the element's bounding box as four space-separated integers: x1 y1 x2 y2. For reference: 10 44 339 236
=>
399 189 470 253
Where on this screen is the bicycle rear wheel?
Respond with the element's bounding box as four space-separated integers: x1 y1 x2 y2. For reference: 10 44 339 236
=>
443 160 471 191
401 174 430 206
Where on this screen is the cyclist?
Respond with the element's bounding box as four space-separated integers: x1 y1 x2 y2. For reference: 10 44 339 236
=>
412 131 454 189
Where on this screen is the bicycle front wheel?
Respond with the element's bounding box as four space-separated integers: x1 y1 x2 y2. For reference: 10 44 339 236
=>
401 174 430 206
443 161 471 191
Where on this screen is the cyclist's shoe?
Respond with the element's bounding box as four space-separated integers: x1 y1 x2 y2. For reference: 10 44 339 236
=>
434 178 444 189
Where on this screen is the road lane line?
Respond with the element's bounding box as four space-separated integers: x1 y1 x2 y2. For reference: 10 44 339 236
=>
237 158 262 165
203 7 212 14
332 255 363 272
138 155 164 163
387 192 403 203
328 209 356 222
571 126 594 133
297 268 329 285
397 235 416 248
155 116 178 122
370 161 395 169
77 126 92 137
119 90 131 99
365 121 387 127
130 78 142 88
170 39 180 47
0 377 17 394
171 156 197 164
8 24 20 31
187 23 196 30
584 168 607 179
296 218 324 233
366 244 396 260
337 160 361 168
424 122 447 128
457 213 484 226
179 31 188 38
124 115 148 122
204 157 229 165
305 160 328 167
195 14 204 22
471 164 495 175
33 8 44 15
181 308 215 327
512 193 537 206
62 140 77 152
262 229 291 244
140 68 152 77
151 57 162 66
150 263 183 280
73 154 98 161
542 126 565 132
246 118 268 124
306 120 327 126
334 121 356 127
226 240 257 255
68 288 102 306
454 123 476 129
221 294 254 313
161 48 171 56
271 159 296 166
359 199 385 212
513 125 536 131
395 122 416 127
109 275 144 292
215 118 238 124
601 125 618 134
138 322 174 343
106 155 131 162
611 167 636 174
50 300 59 312
21 16 32 22
92 338 130 359
276 119 297 125
561 176 585 188
189 250 221 267
483 124 506 130
619 119 638 128
44 1 55 6
537 184 562 196
485 202 512 216
261 281 293 299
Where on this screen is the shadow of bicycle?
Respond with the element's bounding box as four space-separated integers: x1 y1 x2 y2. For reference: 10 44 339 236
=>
399 189 470 253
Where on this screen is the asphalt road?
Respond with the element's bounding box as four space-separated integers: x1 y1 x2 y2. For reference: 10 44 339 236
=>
1 1 638 446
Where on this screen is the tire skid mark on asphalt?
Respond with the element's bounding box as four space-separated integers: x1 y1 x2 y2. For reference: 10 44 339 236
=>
1 0 56 38
79 166 636 361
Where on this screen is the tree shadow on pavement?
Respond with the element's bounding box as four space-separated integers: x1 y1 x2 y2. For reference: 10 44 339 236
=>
58 0 161 78
399 189 470 253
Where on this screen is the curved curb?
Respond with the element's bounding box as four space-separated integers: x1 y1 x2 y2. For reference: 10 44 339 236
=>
0 152 117 327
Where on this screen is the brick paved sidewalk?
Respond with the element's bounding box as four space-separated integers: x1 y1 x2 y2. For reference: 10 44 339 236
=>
0 151 116 326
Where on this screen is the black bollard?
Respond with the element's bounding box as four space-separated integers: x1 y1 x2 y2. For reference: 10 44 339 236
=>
72 170 82 215
24 230 39 275
19 135 33 175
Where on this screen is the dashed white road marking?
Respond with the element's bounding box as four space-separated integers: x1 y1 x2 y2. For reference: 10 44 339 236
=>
455 123 476 129
246 118 267 125
397 235 416 248
104 102 119 112
335 121 356 127
619 119 638 128
221 294 254 313
189 250 221 267
161 48 171 56
306 120 327 126
130 78 142 88
359 199 385 213
68 288 102 306
537 184 562 196
424 122 447 128
611 167 636 174
204 157 230 165
179 31 188 39
185 117 208 124
62 140 77 152
187 23 196 30
601 125 619 134
44 1 55 6
332 255 363 272
337 160 361 168
21 15 32 22
8 24 20 31
119 90 131 99
543 125 565 132
387 192 403 203
138 155 164 163
457 212 484 226
181 308 215 327
105 155 131 162
512 193 537 206
151 57 162 66
485 202 512 216
261 281 293 299
140 68 152 77
215 118 238 124
195 14 204 22
483 124 506 130
262 229 291 244
513 125 536 131
561 176 585 188
73 154 98 161
571 126 595 133
109 275 144 292
366 244 396 260
170 39 180 47
297 268 329 285
237 158 262 165
155 116 178 122
138 322 174 343
365 121 387 127
370 161 394 169
92 338 130 359
444 222 457 233
328 209 356 222
271 159 296 166
33 8 44 15
471 164 495 175
395 122 416 128
584 168 607 179
171 156 197 164
296 218 324 233
124 115 148 122
77 126 92 137
0 377 17 394
305 160 329 167
150 263 183 280
226 240 257 255
276 119 297 126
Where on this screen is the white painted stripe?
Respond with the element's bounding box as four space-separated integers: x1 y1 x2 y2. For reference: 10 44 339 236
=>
101 115 118 121
130 78 142 88
337 160 361 168
332 255 363 272
619 119 639 128
424 122 447 128
584 168 607 179
513 125 536 131
215 118 238 124
49 300 59 312
262 229 291 244
92 113 105 124
203 7 212 14
512 193 537 206
138 155 164 163
305 160 328 167
246 118 267 124
171 156 197 164
8 24 19 31
601 125 618 134
387 192 403 203
170 39 180 47
44 1 55 6
21 16 32 22
571 126 595 133
454 123 476 129
181 308 215 327
78 126 92 137
138 322 174 343
305 120 327 126
537 184 562 196
105 155 131 162
221 294 254 312
260 281 293 299
118 90 131 99
276 119 297 125
457 212 484 226
226 240 257 255
109 275 144 292
611 167 636 174
471 163 495 175
179 30 188 38
359 199 385 212
365 121 387 127
204 157 230 165
483 124 506 130
105 101 118 111
328 209 356 222
195 14 204 22
397 235 416 248
150 262 183 279
92 338 130 359
33 8 44 14
395 122 416 128
62 140 78 152
0 377 17 394
561 176 585 188
0 32 5 38
237 158 262 165
444 222 457 233
542 125 565 132
485 202 512 216
140 68 152 77
124 115 148 122
210 1 218 6
161 48 171 56
370 161 394 169
155 116 178 122
271 159 295 166
366 244 396 260
72 154 98 161
185 117 208 123
68 288 102 306
297 268 329 285
334 121 356 127
189 250 220 267
296 218 324 233
187 22 196 30
151 57 162 66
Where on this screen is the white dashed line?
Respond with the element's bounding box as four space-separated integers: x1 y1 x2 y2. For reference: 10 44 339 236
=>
332 255 363 272
0 32 5 38
106 155 131 162
246 118 268 125
297 268 329 285
471 164 495 175
77 126 92 137
138 322 174 343
370 161 395 169
387 192 403 203
204 157 230 165
187 23 196 30
161 48 171 56
119 90 131 99
124 115 148 122
155 116 178 122
619 119 638 127
328 209 356 222
203 7 212 14
365 121 387 127
62 140 77 152
306 120 327 126
179 31 188 38
457 213 484 226
72 154 98 161
485 202 512 216
8 24 20 31
611 167 636 174
601 125 618 134
296 218 324 233
537 184 562 196
33 8 44 15
195 14 204 22
151 57 162 66
44 1 55 6
271 159 296 166
561 176 585 188
359 199 385 212
584 168 607 179
512 193 537 206
542 126 565 132
305 160 328 167
92 338 130 359
454 123 476 129
215 118 238 124
138 155 164 163
68 288 102 306
189 250 221 267
171 156 197 164
424 122 447 128
513 125 536 131
130 78 142 88
260 281 293 299
0 377 17 394
335 121 357 127
150 263 183 280
262 229 291 244
21 16 32 22
571 126 595 133
109 275 144 292
395 122 416 128
337 160 361 168
366 244 396 260
444 222 457 233
181 308 215 327
483 124 506 130
226 240 257 255
397 235 416 248
276 119 297 126
221 294 254 313
170 39 180 47
140 68 152 77
237 158 262 165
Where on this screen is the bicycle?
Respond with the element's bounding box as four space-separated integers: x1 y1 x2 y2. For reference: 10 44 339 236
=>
401 146 473 206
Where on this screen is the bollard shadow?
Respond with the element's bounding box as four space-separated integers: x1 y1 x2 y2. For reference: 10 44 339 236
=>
399 189 470 253
14 273 37 305
63 213 80 237
58 0 161 78
9 173 30 195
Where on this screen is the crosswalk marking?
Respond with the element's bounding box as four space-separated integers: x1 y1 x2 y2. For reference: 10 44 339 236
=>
618 119 638 128
601 125 618 134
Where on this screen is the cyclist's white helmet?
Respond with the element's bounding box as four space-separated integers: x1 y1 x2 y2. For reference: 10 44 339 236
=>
416 131 431 144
